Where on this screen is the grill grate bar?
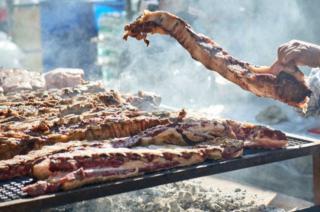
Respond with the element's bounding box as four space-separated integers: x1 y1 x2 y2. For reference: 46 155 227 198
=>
0 178 34 202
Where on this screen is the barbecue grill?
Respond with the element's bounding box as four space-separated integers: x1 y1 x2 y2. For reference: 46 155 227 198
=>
0 133 319 211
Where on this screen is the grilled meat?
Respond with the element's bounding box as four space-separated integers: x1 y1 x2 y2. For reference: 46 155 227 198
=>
0 141 121 181
0 114 170 160
0 83 172 159
0 79 289 198
0 123 244 182
0 142 86 180
23 144 233 196
0 106 286 178
113 118 288 149
123 11 311 109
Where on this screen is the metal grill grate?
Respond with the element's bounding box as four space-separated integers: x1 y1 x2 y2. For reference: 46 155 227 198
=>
0 137 317 205
287 138 309 146
0 178 34 202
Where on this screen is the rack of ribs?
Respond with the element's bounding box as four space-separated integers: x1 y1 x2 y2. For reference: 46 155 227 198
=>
113 118 288 149
0 115 286 182
23 143 240 196
0 81 290 197
0 142 91 181
123 11 311 110
0 84 174 160
0 114 170 160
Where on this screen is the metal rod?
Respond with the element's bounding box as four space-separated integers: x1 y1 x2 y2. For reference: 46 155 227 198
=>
313 152 320 204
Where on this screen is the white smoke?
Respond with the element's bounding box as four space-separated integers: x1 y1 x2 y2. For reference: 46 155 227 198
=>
106 0 316 120
102 0 319 201
0 31 24 68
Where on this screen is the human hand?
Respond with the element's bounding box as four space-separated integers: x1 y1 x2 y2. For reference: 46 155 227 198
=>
277 40 320 67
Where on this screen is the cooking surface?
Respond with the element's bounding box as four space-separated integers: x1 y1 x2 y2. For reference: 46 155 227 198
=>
0 134 319 211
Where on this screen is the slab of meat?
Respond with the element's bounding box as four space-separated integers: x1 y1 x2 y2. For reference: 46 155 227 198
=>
0 83 175 159
0 118 246 182
0 110 286 161
113 118 288 149
23 144 237 196
0 114 285 183
0 141 118 181
0 114 170 160
0 142 87 180
0 89 127 122
123 11 311 110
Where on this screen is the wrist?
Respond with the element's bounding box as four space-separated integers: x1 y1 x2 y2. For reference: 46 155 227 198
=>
311 44 320 67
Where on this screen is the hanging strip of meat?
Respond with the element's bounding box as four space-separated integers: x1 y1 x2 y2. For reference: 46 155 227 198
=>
123 11 311 110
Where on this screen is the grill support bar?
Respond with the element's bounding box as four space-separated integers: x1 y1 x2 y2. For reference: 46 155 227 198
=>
313 152 320 204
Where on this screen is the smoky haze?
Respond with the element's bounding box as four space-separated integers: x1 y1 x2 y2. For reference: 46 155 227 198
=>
108 0 318 115
103 0 320 201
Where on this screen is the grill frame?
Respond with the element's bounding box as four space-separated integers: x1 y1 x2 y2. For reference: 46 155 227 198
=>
0 133 319 212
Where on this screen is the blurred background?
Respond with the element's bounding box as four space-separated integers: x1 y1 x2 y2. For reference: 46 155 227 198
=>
2 0 320 115
1 0 320 203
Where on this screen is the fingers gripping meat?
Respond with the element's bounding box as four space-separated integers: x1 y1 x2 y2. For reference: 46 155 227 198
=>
123 11 311 110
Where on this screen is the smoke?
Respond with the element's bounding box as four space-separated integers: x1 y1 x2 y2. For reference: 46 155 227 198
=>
0 31 24 68
106 0 316 114
40 1 98 77
102 0 319 201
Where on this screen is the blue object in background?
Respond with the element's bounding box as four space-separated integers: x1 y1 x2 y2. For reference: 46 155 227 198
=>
40 0 99 78
93 0 125 30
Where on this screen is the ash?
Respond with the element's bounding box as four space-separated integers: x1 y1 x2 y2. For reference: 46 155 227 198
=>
47 180 284 212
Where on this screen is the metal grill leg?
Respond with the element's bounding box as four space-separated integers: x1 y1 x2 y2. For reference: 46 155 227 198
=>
313 153 320 204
